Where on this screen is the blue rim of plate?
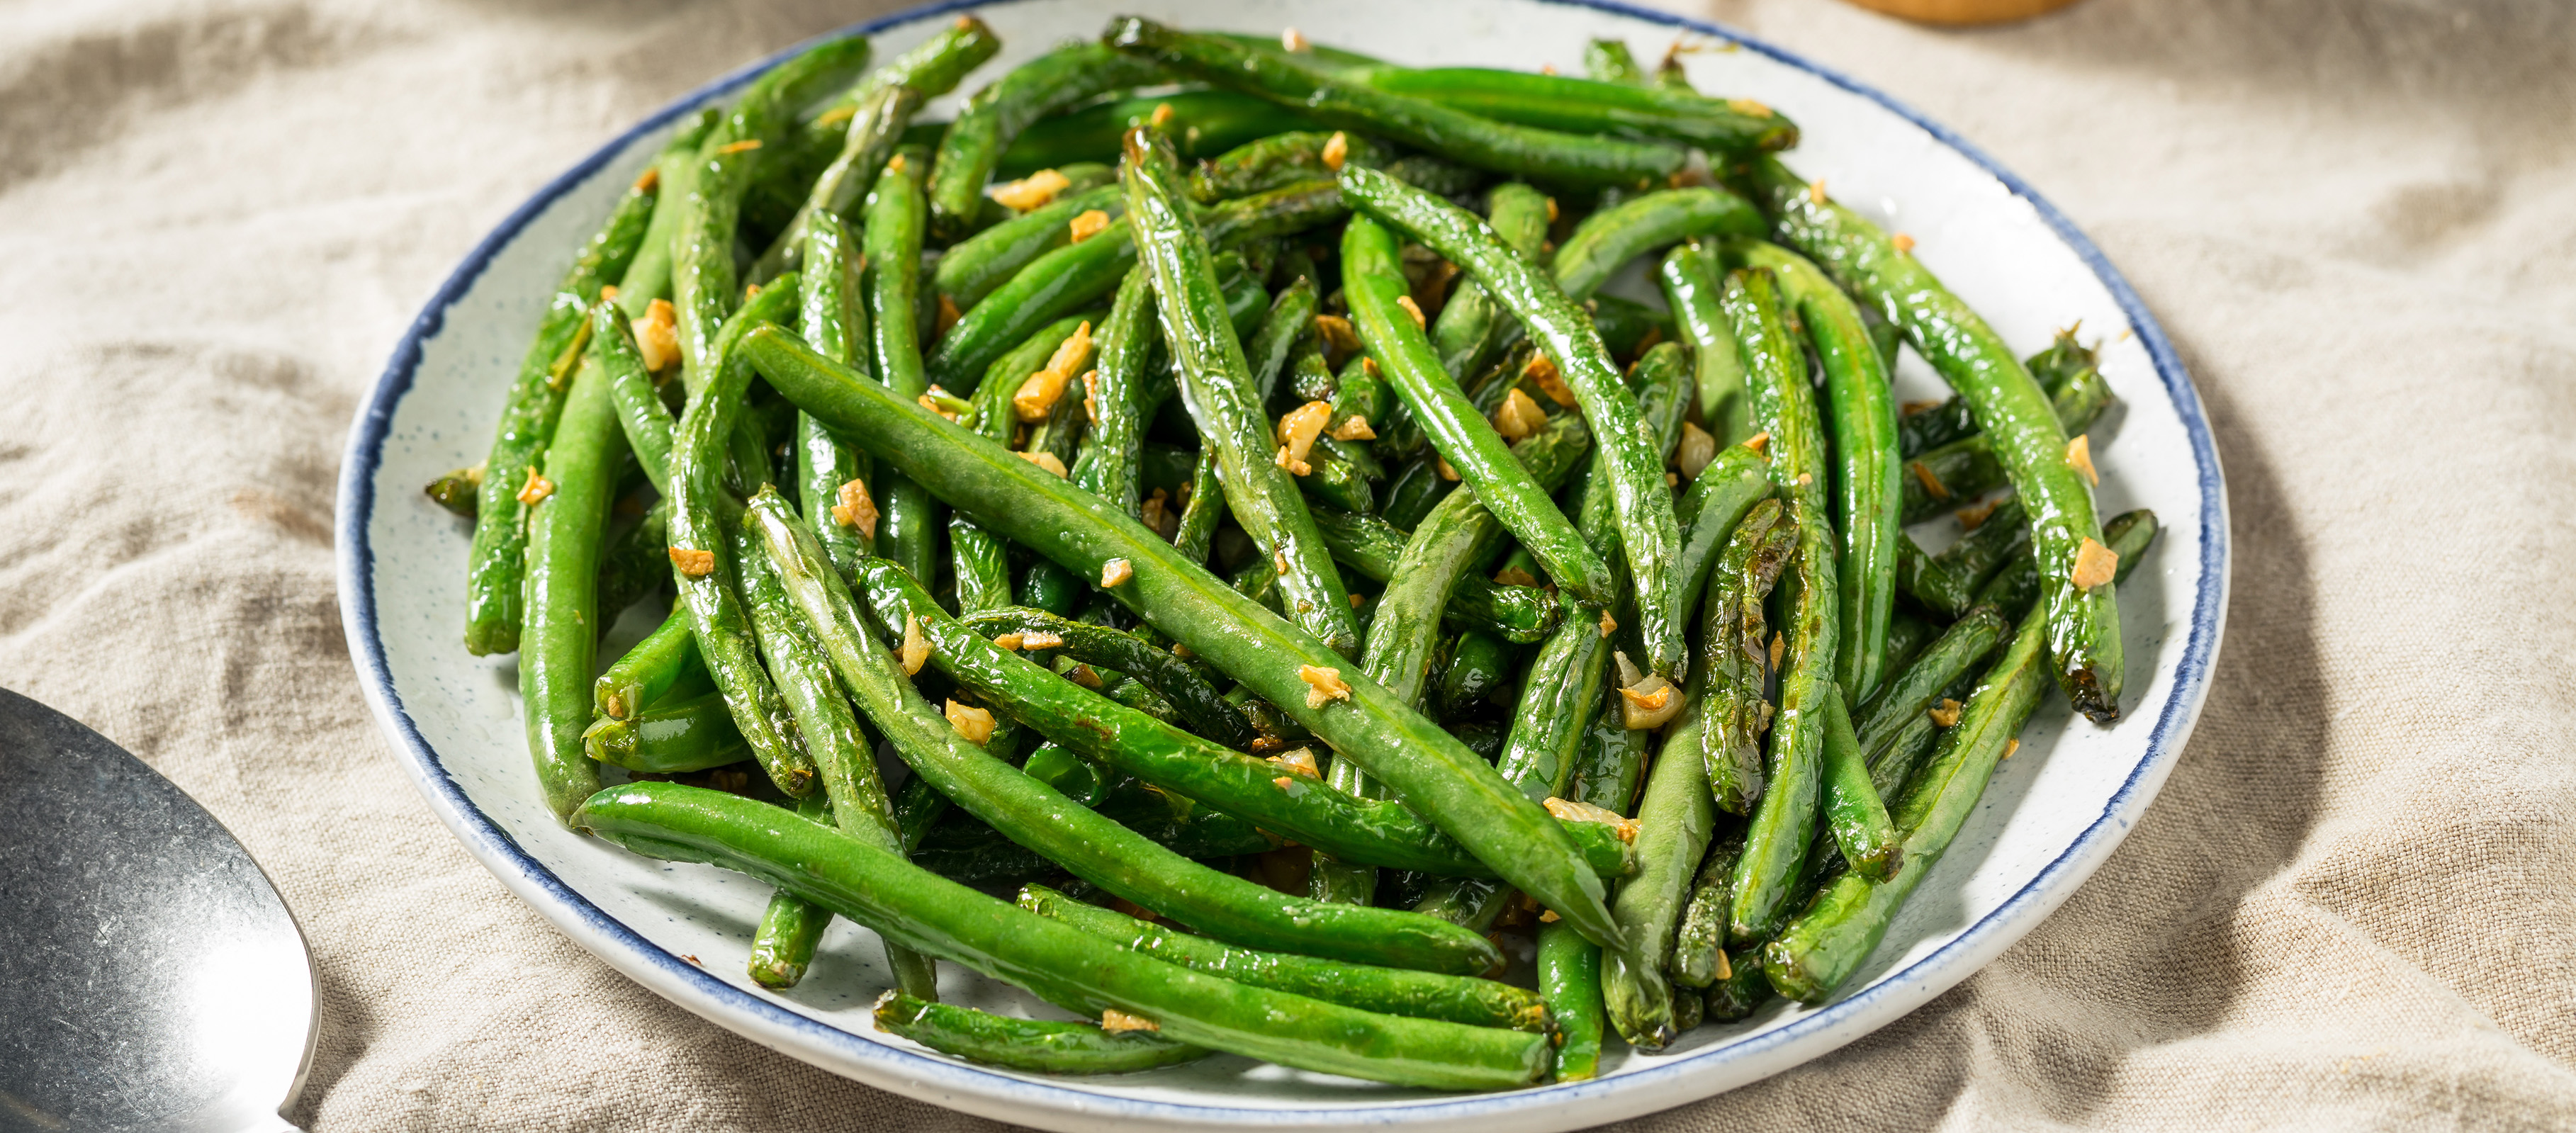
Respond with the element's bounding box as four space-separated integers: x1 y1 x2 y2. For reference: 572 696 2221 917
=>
335 0 2229 1124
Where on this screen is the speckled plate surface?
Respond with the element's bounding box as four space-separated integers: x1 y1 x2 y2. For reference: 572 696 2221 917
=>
336 1 2228 1128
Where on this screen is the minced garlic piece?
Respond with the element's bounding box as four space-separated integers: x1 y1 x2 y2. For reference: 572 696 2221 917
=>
517 466 553 506
1312 314 1359 363
1171 642 1193 658
1544 796 1640 843
1523 354 1578 407
1298 665 1351 709
1955 497 2001 531
989 168 1071 212
887 153 908 174
1795 473 1813 486
1495 566 1536 588
1901 400 1945 416
1321 131 1349 171
1274 550 1290 575
1141 489 1171 539
1620 676 1682 730
1277 400 1332 466
1769 632 1784 672
1539 908 1560 923
1069 209 1110 244
2066 434 2099 486
1613 650 1644 689
2003 739 2021 760
1396 294 1426 330
1806 179 1827 205
1544 197 1560 223
599 284 619 305
918 387 964 422
1281 26 1309 52
1274 446 1312 476
1099 558 1133 587
631 167 660 193
1149 102 1174 129
1910 460 1949 500
715 139 763 156
1493 388 1546 441
1022 631 1064 650
811 104 857 132
1928 698 1963 728
899 615 930 675
2071 537 2119 590
936 293 962 337
1349 592 1366 609
1016 321 1094 422
1891 232 1917 254
1675 420 1716 480
1599 610 1618 637
1329 415 1375 441
831 478 879 536
1068 664 1103 689
1273 776 1297 791
1728 97 1774 118
1019 450 1069 478
1742 431 1771 455
945 701 996 744
636 298 680 373
668 546 715 577
1268 747 1320 778
991 632 1026 651
1436 457 1460 482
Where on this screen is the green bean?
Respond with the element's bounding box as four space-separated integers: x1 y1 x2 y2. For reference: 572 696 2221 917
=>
593 500 668 629
935 186 1122 314
1412 877 1514 933
1732 240 1901 704
1748 157 2124 723
861 149 939 587
591 305 678 490
1191 130 1393 203
1343 167 1688 680
746 327 1629 950
1536 919 1606 1081
1568 690 1648 816
752 82 922 283
1975 507 2156 620
673 36 873 390
1584 38 1649 86
874 992 1210 1073
1126 132 1362 657
1671 442 1776 628
1669 827 1743 989
596 607 702 721
1554 189 1763 302
952 308 1057 616
763 524 1501 975
1172 446 1225 565
464 166 659 655
1243 275 1320 408
583 692 746 773
1899 367 2114 523
1005 90 1320 179
1586 294 1674 363
794 210 877 582
960 607 1254 748
1659 241 1753 444
1430 183 1551 384
1209 31 1387 73
1882 609 1937 674
783 15 998 181
1437 631 1515 720
424 466 480 517
930 43 1165 240
1346 215 1614 606
1067 268 1157 520
668 276 816 798
1378 456 1454 531
749 807 834 988
1351 67 1798 154
580 782 1548 1088
519 342 623 819
1856 607 2008 774
1023 885 1548 1030
1818 685 1901 881
1295 443 1376 514
1726 496 1835 947
924 180 1346 395
1106 19 1687 188
1698 500 1797 813
1602 658 1720 1048
1907 499 2028 618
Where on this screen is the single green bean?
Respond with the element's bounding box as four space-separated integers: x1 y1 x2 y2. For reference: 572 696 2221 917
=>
796 210 876 580
583 692 746 773
1191 130 1393 203
1342 164 1688 680
749 804 836 990
874 991 1210 1073
1698 500 1797 813
1437 631 1516 720
1726 495 1835 947
1659 241 1754 444
612 108 720 322
1671 441 1776 631
1900 499 2027 618
1537 919 1606 1081
1554 188 1763 302
578 782 1548 1088
1378 456 1455 531
464 167 658 655
1023 885 1548 1030
1106 19 1686 188
1602 658 1719 1048
1351 66 1798 154
1070 266 1157 519
595 607 703 720
929 43 1164 240
519 344 623 819
1243 275 1320 407
746 327 1629 950
1818 685 1901 881
862 148 938 587
667 276 816 797
1748 156 2123 722
1172 446 1225 565
1670 827 1743 988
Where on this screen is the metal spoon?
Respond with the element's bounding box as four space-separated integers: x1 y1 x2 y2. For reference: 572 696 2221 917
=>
0 687 315 1133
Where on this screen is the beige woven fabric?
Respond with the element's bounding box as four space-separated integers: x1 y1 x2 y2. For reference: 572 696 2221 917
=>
5 0 2572 1127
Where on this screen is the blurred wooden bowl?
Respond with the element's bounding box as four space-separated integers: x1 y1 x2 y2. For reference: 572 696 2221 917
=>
1840 0 2085 24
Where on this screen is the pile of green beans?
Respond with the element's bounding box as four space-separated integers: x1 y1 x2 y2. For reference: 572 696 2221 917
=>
443 17 2155 1089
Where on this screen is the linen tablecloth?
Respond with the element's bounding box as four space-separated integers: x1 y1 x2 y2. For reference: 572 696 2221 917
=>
6 0 2570 1126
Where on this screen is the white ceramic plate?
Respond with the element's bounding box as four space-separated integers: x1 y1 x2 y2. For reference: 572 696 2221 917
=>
337 1 2228 1127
